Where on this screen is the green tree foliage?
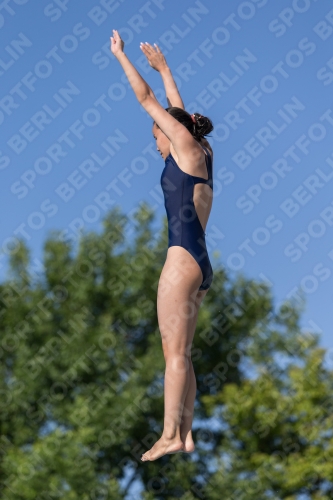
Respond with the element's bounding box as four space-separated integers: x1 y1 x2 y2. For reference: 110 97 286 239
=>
0 203 332 499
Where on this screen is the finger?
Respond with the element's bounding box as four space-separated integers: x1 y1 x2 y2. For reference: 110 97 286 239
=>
140 43 149 55
142 46 153 59
144 42 154 54
154 43 161 53
146 42 157 54
140 47 149 58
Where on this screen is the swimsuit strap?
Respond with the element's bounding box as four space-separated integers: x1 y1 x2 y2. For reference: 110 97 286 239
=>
192 145 213 187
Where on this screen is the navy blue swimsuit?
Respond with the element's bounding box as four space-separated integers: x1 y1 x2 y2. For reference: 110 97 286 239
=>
160 145 214 291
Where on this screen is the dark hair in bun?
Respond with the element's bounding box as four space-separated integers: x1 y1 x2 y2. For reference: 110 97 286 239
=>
191 112 213 139
156 107 213 141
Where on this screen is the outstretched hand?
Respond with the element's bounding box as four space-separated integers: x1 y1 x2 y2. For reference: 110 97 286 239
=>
110 29 124 56
140 42 167 72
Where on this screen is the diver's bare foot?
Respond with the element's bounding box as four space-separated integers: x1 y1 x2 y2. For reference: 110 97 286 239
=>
165 441 195 455
180 429 195 453
141 435 184 461
182 438 195 453
180 432 195 453
166 434 195 454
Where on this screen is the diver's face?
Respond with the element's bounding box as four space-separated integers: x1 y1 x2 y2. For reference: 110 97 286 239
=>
152 123 170 160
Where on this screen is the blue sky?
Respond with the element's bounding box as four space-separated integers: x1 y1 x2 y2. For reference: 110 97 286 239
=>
1 0 333 367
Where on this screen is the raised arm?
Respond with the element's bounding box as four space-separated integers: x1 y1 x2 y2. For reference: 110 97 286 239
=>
110 30 157 102
110 30 201 160
140 42 185 109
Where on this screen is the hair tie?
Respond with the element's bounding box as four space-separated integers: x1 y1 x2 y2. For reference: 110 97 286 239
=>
190 114 196 124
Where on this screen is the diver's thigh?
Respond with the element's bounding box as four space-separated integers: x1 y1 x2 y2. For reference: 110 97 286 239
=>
157 249 202 354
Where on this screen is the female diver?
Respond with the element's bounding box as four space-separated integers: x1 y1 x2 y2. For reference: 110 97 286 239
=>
110 30 214 462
